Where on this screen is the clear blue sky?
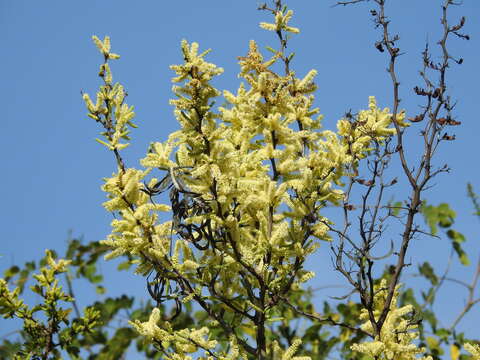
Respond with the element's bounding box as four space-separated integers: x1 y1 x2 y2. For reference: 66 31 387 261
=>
1 0 479 350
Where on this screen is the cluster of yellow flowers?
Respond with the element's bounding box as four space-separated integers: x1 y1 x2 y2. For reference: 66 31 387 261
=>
82 11 418 359
130 308 218 360
260 9 300 34
350 279 480 359
337 96 408 162
351 280 432 360
82 36 136 152
465 343 480 359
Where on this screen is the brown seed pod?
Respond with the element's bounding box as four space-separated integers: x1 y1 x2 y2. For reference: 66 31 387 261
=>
442 133 456 141
408 114 424 123
344 203 356 211
447 119 462 126
436 117 447 125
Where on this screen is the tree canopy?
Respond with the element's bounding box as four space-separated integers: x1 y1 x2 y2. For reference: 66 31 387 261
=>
1 1 478 359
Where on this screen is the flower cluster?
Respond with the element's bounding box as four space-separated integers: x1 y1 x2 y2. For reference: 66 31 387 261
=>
465 343 480 359
351 280 432 360
84 8 407 358
82 36 137 152
260 9 300 34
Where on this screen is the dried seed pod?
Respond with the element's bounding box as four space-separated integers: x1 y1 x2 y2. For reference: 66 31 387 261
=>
414 86 430 96
436 117 447 125
442 133 456 141
356 179 374 186
375 42 384 53
447 119 461 126
344 203 356 211
408 114 424 123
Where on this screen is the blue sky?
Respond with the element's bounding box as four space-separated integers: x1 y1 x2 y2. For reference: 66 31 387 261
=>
1 0 479 351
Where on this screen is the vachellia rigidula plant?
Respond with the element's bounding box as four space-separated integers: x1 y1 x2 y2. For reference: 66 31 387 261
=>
80 2 467 359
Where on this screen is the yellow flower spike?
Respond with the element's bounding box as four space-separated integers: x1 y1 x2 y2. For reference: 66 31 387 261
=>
351 280 433 360
103 36 111 53
92 35 105 54
260 9 300 34
284 26 300 34
465 343 480 359
103 63 112 83
259 21 277 32
45 250 72 273
82 93 96 113
394 110 410 127
297 69 317 91
282 338 303 360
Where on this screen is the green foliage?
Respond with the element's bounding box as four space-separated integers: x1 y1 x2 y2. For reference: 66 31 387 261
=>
421 202 470 266
0 239 160 359
0 250 100 359
392 191 480 360
421 203 456 236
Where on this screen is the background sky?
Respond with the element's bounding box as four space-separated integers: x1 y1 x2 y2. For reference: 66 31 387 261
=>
1 0 479 355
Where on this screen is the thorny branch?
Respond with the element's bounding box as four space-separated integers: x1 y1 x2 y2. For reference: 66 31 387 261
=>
334 0 369 6
332 0 468 337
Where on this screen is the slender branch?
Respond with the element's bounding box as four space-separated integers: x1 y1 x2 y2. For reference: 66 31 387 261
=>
278 295 372 338
449 256 480 330
332 0 467 337
64 272 81 319
334 0 369 6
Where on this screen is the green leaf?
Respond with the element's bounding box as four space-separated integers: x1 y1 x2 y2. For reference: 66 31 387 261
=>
117 261 131 271
91 274 103 284
447 229 470 265
421 202 456 235
426 337 437 349
31 284 43 296
419 262 438 286
83 264 103 283
467 183 480 219
95 138 112 149
266 317 284 322
437 203 456 227
421 287 436 305
423 309 438 331
265 46 277 54
452 242 470 266
392 201 403 216
66 239 81 259
25 261 36 271
3 265 20 280
303 324 323 342
400 288 420 309
447 229 466 243
434 328 451 342
66 345 80 357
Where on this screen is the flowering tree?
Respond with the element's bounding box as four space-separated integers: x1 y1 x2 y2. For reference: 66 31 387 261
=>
1 1 479 359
